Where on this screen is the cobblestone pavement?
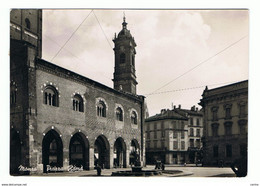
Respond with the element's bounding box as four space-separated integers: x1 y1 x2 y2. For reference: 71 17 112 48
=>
34 165 236 177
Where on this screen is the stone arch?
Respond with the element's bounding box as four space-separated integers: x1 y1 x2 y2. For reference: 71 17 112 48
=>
72 94 84 112
94 135 110 169
129 139 140 165
41 82 60 106
42 129 63 173
130 108 138 124
130 108 138 118
113 137 127 168
69 132 90 170
42 126 63 138
43 85 59 107
95 97 108 110
115 105 124 121
10 128 22 175
96 97 108 117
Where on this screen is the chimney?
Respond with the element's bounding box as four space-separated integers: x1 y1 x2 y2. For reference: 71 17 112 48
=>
178 104 181 109
196 107 198 111
161 109 166 114
173 105 176 109
191 105 195 111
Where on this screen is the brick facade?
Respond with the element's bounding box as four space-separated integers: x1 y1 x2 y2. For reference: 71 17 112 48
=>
10 9 145 175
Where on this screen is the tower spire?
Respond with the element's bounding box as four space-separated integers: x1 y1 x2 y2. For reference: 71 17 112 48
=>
122 12 127 29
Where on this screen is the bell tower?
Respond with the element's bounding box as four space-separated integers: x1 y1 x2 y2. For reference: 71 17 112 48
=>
113 16 137 94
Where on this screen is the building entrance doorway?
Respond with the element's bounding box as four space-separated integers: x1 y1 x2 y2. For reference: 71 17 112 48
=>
94 135 110 169
42 130 63 173
10 129 21 175
113 137 126 168
69 132 89 170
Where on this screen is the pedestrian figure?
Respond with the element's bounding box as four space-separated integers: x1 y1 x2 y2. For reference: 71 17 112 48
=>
219 160 224 168
96 164 102 176
94 159 98 167
155 163 158 169
161 163 165 171
155 160 161 169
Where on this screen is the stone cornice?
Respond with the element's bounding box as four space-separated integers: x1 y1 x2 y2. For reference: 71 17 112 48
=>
201 88 248 104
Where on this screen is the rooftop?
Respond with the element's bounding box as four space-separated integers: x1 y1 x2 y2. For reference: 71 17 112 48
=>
202 80 248 97
174 108 203 117
145 109 188 122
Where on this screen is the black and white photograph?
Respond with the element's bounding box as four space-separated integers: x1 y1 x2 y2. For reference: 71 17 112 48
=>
1 1 260 186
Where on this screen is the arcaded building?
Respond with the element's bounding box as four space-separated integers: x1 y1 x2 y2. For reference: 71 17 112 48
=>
10 9 145 174
199 80 248 167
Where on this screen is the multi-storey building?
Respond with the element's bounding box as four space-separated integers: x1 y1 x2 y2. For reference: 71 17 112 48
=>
174 105 203 164
145 109 189 164
199 80 248 167
10 9 146 175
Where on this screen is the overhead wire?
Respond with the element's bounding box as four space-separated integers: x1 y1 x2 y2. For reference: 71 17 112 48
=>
45 9 114 80
149 35 248 95
92 10 113 49
144 80 242 96
50 10 93 62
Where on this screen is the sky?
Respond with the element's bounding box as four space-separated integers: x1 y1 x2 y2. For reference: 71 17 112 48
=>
42 9 249 117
